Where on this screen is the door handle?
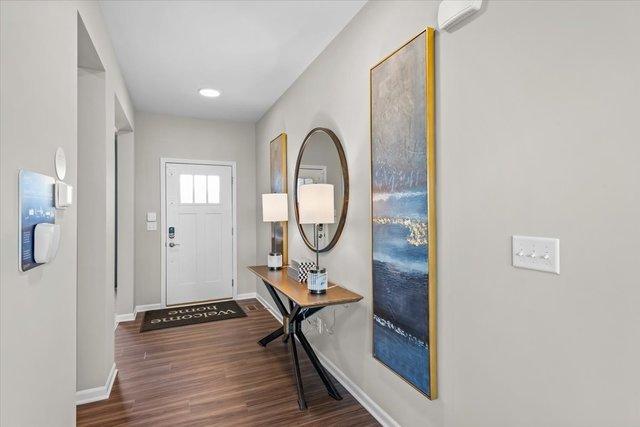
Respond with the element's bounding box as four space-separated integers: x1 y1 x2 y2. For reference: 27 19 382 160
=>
169 242 180 247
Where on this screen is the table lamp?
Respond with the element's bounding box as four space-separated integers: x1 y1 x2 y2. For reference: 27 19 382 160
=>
262 193 288 270
298 184 334 294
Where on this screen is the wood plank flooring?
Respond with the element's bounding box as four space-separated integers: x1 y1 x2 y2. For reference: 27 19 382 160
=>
76 299 379 426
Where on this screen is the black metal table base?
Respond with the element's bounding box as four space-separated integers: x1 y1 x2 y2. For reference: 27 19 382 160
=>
257 280 342 410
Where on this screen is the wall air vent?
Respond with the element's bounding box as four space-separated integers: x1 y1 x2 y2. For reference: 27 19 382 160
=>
438 0 482 31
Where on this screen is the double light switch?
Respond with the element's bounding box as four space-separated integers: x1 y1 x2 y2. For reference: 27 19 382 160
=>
512 235 560 274
146 212 157 231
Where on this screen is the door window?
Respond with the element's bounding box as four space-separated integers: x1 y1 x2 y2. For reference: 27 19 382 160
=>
180 174 194 204
207 175 220 204
179 174 220 204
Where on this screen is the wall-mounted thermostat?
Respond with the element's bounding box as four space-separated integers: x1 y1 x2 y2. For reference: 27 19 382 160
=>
19 169 57 271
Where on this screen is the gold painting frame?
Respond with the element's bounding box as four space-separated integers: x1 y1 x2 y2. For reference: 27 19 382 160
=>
370 28 437 399
269 133 288 265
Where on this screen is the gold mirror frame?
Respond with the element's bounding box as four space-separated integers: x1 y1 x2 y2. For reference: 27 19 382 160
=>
293 127 349 253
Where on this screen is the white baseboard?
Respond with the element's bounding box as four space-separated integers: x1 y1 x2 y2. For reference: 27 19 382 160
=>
115 312 135 323
235 292 257 300
255 296 398 427
315 351 400 427
113 304 164 331
76 362 118 405
114 312 136 330
255 292 283 323
134 303 162 315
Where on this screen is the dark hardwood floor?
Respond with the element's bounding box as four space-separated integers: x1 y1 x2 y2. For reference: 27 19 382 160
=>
77 299 379 426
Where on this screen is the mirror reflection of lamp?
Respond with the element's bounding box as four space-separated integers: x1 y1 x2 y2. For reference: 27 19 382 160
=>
298 184 334 294
262 193 288 270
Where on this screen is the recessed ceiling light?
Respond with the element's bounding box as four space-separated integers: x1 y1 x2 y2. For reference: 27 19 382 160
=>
198 88 221 98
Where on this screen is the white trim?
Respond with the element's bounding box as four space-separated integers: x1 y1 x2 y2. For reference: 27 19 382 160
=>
315 353 400 427
235 292 257 300
255 292 283 323
115 304 163 330
115 312 135 324
135 303 162 314
255 294 399 427
299 164 327 183
76 362 118 405
116 312 135 322
160 158 238 308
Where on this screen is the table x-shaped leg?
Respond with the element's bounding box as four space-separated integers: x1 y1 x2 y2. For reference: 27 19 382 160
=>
257 280 342 410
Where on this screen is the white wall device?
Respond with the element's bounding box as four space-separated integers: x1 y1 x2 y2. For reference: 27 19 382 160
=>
34 223 61 263
55 181 73 209
146 212 157 231
55 147 67 180
512 235 560 274
438 0 482 31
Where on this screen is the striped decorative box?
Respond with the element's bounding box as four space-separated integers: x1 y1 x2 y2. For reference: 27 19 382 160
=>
288 257 316 283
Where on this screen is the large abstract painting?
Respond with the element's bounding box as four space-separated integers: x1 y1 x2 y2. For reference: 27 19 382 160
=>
370 28 437 398
270 133 288 265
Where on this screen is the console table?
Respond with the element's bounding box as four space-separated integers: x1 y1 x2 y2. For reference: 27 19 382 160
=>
248 265 363 410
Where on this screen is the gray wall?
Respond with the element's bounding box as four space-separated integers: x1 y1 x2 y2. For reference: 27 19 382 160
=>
1 1 134 425
117 131 136 316
255 1 640 426
1 3 78 424
134 112 257 306
77 67 115 391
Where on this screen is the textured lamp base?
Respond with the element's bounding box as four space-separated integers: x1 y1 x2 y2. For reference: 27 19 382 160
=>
307 268 327 294
268 253 283 270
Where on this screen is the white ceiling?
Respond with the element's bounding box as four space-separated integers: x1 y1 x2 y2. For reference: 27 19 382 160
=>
100 0 366 122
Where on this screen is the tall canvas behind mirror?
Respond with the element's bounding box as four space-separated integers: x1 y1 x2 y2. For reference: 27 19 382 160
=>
370 28 437 399
270 133 288 265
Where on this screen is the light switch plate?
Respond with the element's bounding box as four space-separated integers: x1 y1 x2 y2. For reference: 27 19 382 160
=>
146 222 157 231
512 235 560 274
146 212 157 222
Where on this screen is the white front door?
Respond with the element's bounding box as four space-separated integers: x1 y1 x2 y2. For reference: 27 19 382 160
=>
165 162 233 305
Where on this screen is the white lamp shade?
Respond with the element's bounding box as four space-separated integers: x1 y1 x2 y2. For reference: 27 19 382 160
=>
298 184 334 224
262 193 288 222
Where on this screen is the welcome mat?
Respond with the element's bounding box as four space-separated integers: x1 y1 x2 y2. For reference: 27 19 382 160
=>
140 300 247 332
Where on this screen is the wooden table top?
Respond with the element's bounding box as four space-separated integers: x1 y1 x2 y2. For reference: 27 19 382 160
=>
248 265 363 308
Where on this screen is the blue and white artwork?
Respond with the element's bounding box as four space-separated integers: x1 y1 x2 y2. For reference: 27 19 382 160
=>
371 30 435 397
19 169 56 271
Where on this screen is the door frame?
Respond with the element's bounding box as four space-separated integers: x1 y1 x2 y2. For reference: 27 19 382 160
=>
299 164 327 183
159 157 238 307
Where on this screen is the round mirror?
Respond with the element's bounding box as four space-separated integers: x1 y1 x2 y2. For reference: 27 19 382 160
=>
294 128 349 252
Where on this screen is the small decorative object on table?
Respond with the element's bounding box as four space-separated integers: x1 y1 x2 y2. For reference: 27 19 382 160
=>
298 184 334 294
262 193 288 270
289 258 316 283
307 268 327 294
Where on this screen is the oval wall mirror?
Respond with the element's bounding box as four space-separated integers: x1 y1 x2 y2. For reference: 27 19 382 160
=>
294 128 349 253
